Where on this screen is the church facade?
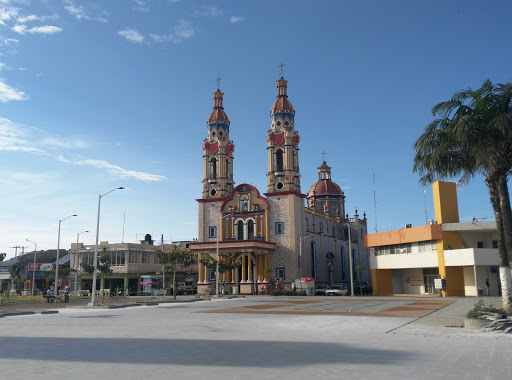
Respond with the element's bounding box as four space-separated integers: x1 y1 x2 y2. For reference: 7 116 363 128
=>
190 77 369 295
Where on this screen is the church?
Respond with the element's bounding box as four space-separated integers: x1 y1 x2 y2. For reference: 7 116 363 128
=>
190 76 369 295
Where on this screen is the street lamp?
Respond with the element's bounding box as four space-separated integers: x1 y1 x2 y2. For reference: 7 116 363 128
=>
55 214 77 296
90 187 124 306
74 230 89 293
26 239 37 295
346 223 354 296
299 235 310 279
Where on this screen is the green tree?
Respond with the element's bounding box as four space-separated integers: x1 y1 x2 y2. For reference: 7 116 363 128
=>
157 245 196 300
81 247 112 302
199 254 241 295
9 262 25 295
413 79 512 311
0 252 6 262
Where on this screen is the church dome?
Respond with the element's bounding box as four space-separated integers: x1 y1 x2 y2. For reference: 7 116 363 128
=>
207 89 230 125
307 161 343 197
270 77 295 116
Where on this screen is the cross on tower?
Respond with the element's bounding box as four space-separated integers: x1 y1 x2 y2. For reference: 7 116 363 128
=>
216 76 221 90
279 62 285 77
321 151 327 161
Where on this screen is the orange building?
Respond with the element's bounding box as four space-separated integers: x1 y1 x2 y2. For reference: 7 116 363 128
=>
365 181 500 297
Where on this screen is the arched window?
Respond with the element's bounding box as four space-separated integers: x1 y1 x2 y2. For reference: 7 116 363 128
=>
319 222 323 234
332 226 336 237
310 241 316 279
210 158 217 179
360 228 364 240
305 218 309 231
276 149 284 172
248 220 254 239
340 246 345 281
237 221 244 240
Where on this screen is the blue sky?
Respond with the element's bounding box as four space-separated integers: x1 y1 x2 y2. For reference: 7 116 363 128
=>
1 0 511 259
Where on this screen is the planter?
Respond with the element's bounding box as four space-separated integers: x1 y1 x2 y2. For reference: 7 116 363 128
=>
464 318 490 330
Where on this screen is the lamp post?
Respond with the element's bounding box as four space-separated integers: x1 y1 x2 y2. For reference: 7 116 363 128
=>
90 187 124 307
26 239 37 295
346 222 354 296
299 235 310 279
74 230 89 293
55 214 77 297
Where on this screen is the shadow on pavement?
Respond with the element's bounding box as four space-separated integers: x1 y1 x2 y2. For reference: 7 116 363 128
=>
1 337 413 367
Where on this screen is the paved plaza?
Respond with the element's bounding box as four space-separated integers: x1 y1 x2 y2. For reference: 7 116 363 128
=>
0 296 510 379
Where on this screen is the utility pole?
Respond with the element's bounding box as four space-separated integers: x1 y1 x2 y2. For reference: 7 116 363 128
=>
10 246 22 258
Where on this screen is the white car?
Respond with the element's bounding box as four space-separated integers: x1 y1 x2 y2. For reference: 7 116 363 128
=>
325 285 348 296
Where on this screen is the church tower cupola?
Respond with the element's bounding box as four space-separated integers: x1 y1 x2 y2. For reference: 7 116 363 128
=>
202 81 235 199
266 76 301 194
306 161 345 218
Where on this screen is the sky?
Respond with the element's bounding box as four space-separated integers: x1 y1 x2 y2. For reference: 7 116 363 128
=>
1 0 511 260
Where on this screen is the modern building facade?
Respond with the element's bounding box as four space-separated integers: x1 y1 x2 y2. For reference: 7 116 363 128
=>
366 181 501 297
190 77 369 295
71 234 198 295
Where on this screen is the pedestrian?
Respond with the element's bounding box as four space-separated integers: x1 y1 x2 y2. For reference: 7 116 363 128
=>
64 285 70 303
486 278 490 296
221 282 226 296
292 281 296 293
279 278 284 292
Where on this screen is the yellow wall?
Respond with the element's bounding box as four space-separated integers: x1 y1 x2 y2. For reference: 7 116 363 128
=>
445 266 465 296
433 181 459 223
365 224 442 247
372 269 393 295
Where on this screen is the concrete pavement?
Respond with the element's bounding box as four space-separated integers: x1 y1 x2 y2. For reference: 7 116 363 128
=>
0 296 510 379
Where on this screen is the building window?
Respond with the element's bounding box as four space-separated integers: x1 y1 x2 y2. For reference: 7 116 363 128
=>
110 251 125 266
332 226 336 237
352 248 357 280
477 241 484 248
208 226 217 238
342 228 349 240
237 221 244 240
276 149 284 172
248 220 255 239
305 218 309 231
210 158 217 179
142 252 149 264
493 240 498 248
275 222 284 234
276 268 285 280
360 228 364 240
209 270 216 282
226 159 231 180
311 241 317 279
319 222 323 234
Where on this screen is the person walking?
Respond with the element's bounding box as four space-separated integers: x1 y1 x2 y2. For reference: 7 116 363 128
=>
485 278 490 296
64 285 70 303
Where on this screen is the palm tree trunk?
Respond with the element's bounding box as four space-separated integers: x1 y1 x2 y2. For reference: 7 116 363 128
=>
497 175 512 263
488 179 512 312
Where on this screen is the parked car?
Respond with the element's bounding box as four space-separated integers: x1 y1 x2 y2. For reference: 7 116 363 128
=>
314 285 330 295
325 285 348 296
360 281 372 293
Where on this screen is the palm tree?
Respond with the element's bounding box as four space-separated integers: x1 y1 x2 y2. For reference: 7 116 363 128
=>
413 79 512 311
9 262 25 295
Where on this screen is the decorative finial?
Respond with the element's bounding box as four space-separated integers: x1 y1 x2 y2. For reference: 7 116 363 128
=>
279 61 285 78
321 151 327 161
216 76 221 90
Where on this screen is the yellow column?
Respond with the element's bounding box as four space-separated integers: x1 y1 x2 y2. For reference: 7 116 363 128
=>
231 256 236 283
242 253 246 282
198 262 204 282
247 253 252 282
204 262 209 283
265 210 270 241
265 253 270 280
